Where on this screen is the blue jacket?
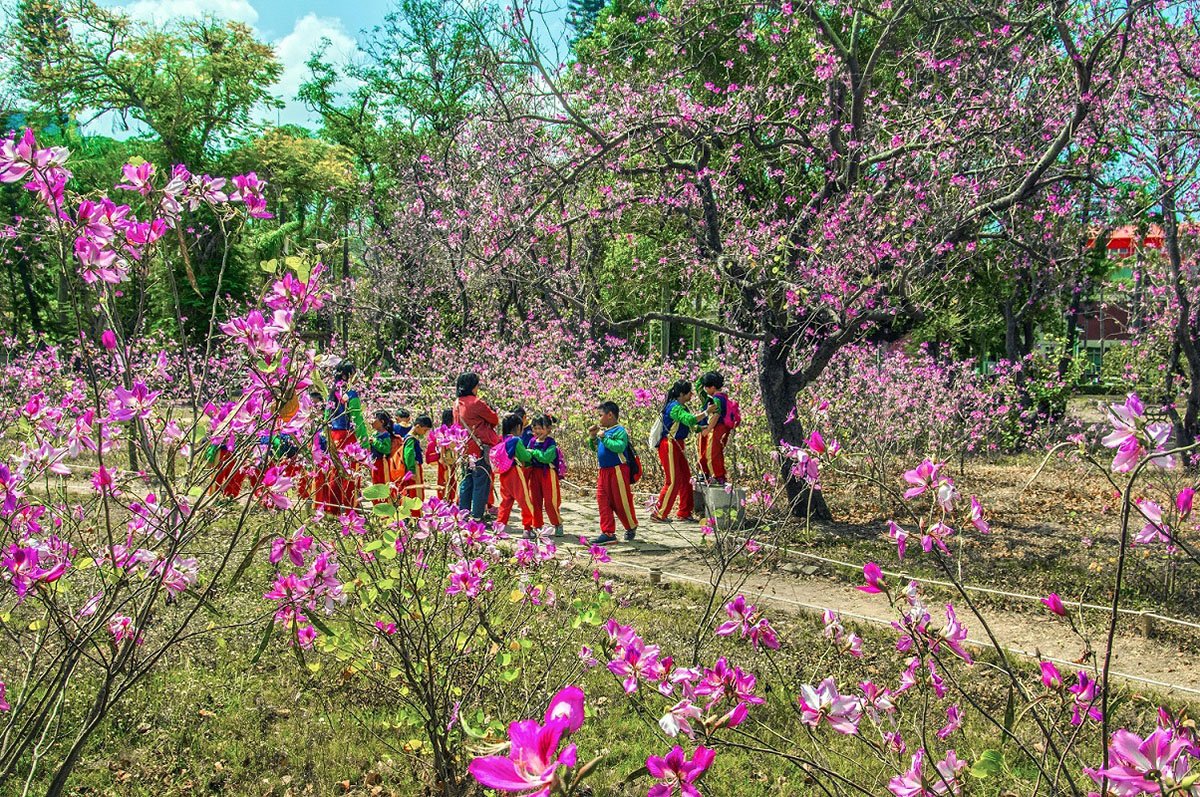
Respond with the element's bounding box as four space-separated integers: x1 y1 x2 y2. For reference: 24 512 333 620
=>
595 426 631 469
660 400 698 443
327 389 359 431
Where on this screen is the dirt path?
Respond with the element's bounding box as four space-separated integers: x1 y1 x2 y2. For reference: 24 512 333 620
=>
552 496 1200 698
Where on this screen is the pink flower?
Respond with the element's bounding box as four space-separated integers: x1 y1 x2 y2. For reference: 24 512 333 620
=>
967 496 989 533
1133 498 1171 546
798 677 862 735
938 604 972 663
108 381 160 422
257 466 294 511
888 749 966 796
1176 487 1195 519
1086 728 1193 795
2 543 68 602
1041 593 1067 617
270 533 313 567
857 562 887 594
230 172 273 219
887 520 908 559
645 746 715 797
936 704 961 740
902 460 943 500
659 700 703 739
1102 394 1174 472
1040 661 1063 689
107 614 142 645
468 717 578 797
543 685 585 733
447 557 489 598
101 330 117 350
116 161 156 195
715 594 755 637
91 464 118 494
0 680 8 712
1068 671 1102 726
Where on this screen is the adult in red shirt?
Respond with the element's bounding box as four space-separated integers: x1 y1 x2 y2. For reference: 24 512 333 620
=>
453 372 501 520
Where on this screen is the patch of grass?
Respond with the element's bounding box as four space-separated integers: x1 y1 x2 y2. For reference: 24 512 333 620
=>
20 570 1187 797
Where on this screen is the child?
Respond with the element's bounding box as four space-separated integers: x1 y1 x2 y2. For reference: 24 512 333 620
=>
588 401 638 544
367 410 400 495
512 405 533 445
493 413 555 537
427 409 459 502
316 360 362 515
393 408 413 438
697 371 733 485
528 414 564 537
397 415 434 513
651 379 705 523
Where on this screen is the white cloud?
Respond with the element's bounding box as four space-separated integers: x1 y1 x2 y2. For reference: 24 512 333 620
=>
118 0 259 26
270 13 361 128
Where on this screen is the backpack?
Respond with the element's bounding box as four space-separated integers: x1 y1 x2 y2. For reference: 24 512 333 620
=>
386 436 407 484
489 438 516 474
719 393 743 430
554 447 567 479
622 440 643 485
647 416 664 450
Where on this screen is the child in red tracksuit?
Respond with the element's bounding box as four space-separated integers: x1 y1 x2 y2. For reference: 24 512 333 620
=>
652 380 706 522
492 414 555 538
367 410 401 496
587 401 638 545
427 409 459 502
698 371 733 485
528 414 564 538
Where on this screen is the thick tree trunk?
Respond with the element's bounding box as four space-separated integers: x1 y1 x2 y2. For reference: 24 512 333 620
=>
1003 300 1021 363
759 343 831 521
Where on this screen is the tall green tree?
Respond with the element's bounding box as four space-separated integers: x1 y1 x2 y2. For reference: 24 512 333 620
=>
567 0 606 43
10 0 281 168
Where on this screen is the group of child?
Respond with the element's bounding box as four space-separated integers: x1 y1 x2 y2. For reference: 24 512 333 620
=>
583 371 738 544
207 361 739 548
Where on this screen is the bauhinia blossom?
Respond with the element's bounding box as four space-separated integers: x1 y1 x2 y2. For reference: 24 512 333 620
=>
468 686 584 797
646 746 716 797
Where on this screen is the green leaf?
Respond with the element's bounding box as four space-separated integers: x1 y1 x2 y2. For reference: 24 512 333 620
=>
969 750 1004 779
1002 685 1015 736
372 503 398 518
362 483 391 501
260 258 279 273
250 620 275 664
307 612 335 637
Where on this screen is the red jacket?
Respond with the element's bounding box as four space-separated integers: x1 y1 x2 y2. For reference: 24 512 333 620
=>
453 395 501 456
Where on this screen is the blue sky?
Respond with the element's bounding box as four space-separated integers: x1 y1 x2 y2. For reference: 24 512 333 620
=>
86 0 568 133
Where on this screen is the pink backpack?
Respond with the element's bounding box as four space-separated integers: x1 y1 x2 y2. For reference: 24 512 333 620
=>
489 438 516 474
719 393 742 429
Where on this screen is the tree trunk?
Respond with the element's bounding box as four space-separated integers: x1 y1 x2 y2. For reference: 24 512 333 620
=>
758 343 831 521
1163 179 1200 448
14 252 43 334
1003 300 1021 363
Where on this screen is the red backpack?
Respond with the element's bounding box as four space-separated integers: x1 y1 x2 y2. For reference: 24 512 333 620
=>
719 393 742 430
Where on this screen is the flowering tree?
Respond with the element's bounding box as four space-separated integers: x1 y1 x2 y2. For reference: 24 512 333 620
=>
361 0 1157 517
0 127 306 795
1103 8 1200 445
